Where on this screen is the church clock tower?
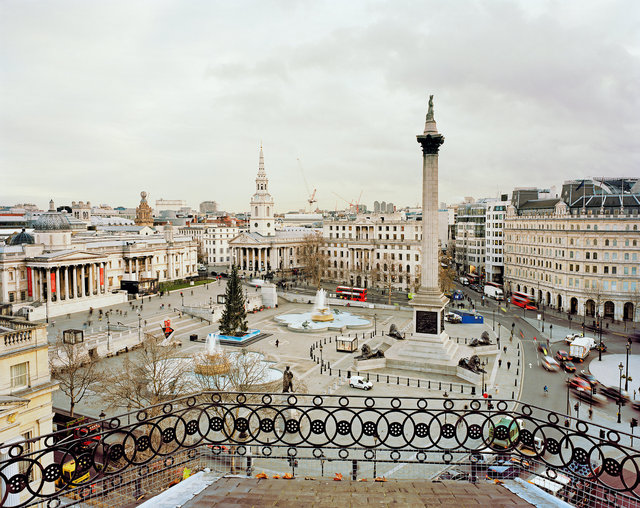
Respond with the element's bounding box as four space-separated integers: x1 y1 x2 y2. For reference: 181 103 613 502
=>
249 145 275 237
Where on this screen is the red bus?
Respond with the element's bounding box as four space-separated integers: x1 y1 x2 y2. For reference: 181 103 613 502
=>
466 273 481 285
511 291 537 310
335 286 367 302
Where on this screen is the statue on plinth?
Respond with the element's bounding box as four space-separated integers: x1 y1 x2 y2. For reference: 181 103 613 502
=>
282 366 294 393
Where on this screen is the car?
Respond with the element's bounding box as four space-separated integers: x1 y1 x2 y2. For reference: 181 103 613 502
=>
562 361 576 373
349 376 373 390
577 370 598 386
537 343 549 356
541 356 560 372
567 376 591 392
564 333 583 345
444 312 462 324
556 350 569 362
600 386 629 404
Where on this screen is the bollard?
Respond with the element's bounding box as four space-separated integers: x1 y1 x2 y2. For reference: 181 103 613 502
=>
517 359 520 366
439 382 442 390
512 391 514 398
516 368 519 375
450 383 452 391
387 375 389 383
418 379 420 388
329 368 332 375
460 384 463 393
377 374 379 382
514 379 517 386
407 378 410 386
429 380 431 389
397 377 400 385
367 373 370 381
338 369 341 377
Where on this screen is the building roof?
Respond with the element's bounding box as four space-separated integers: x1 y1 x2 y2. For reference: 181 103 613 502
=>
518 199 562 211
170 477 537 508
8 228 35 245
32 210 71 231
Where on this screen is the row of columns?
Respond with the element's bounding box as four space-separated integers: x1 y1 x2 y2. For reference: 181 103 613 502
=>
124 256 153 279
235 247 278 272
30 263 107 303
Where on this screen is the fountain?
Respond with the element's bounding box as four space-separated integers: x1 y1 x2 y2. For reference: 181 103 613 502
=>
194 332 231 376
275 288 370 332
311 289 334 322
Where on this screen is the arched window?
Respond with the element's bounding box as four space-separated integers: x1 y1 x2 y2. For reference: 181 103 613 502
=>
255 207 258 216
267 207 270 215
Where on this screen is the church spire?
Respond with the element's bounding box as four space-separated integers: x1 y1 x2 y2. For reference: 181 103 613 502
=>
258 143 266 178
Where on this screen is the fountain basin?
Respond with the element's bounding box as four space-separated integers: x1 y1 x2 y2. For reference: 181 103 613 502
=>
311 308 334 322
275 310 370 332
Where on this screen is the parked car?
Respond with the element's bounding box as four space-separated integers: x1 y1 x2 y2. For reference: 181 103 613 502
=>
556 350 569 362
444 312 462 324
577 370 598 387
601 386 629 404
562 361 576 373
349 376 373 390
541 356 560 372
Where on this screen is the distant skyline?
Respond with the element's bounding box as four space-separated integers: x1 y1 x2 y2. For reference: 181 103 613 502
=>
1 1 639 212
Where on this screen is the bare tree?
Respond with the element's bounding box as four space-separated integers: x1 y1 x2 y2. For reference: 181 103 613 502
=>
50 340 102 417
101 333 190 412
300 231 329 288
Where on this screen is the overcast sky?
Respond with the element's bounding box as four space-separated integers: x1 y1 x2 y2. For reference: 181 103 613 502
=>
1 0 639 213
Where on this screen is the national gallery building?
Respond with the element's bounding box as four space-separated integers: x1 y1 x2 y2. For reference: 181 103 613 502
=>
0 201 197 320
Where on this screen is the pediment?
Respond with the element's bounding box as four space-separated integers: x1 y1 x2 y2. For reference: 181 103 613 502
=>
229 233 261 245
30 250 107 263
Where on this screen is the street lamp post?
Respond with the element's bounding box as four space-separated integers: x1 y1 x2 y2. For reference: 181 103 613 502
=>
180 291 184 307
550 324 553 341
597 312 603 361
618 362 624 424
492 309 495 331
566 374 571 417
481 360 487 394
137 310 142 340
625 340 631 392
319 344 323 372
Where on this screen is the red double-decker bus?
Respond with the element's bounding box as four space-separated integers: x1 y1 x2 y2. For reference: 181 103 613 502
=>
511 291 537 310
335 286 367 302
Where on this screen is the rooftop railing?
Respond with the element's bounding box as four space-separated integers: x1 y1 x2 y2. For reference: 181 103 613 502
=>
2 393 640 507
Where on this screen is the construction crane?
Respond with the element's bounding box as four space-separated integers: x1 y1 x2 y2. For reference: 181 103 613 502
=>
332 190 364 213
297 158 317 211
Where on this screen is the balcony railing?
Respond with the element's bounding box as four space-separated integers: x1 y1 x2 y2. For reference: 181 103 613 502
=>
2 393 640 507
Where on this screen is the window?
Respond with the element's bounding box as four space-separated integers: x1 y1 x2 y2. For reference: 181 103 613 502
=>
19 430 35 481
11 362 29 388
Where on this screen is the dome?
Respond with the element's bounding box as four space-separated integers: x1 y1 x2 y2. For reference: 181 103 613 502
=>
8 229 35 245
33 211 71 231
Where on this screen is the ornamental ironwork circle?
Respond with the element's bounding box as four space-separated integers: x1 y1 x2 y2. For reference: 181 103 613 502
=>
311 419 325 435
441 423 455 439
2 392 640 506
260 418 274 433
389 422 403 437
337 421 351 436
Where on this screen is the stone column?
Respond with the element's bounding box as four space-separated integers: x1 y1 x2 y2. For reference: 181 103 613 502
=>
411 95 447 336
30 267 37 302
80 265 86 297
63 266 69 300
46 267 52 303
0 269 8 303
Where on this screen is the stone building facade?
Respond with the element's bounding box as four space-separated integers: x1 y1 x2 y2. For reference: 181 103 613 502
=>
504 179 640 322
0 317 57 505
0 202 197 320
322 213 422 291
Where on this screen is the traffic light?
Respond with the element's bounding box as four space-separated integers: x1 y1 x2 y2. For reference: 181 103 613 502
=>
631 418 638 428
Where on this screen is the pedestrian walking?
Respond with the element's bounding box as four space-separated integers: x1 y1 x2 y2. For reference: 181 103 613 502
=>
503 346 507 353
498 359 502 368
275 339 279 348
507 361 511 370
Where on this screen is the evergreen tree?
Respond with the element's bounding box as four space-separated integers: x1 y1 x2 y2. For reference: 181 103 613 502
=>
219 265 248 336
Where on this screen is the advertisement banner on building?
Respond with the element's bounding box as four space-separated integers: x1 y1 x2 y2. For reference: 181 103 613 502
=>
26 267 32 297
99 267 104 286
50 271 56 294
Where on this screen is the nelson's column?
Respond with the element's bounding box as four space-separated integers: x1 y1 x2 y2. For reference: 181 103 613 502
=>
411 95 448 335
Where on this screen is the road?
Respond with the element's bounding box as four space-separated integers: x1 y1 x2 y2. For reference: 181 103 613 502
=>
456 282 640 436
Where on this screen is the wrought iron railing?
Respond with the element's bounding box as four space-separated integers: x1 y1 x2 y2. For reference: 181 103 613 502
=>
2 393 639 507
